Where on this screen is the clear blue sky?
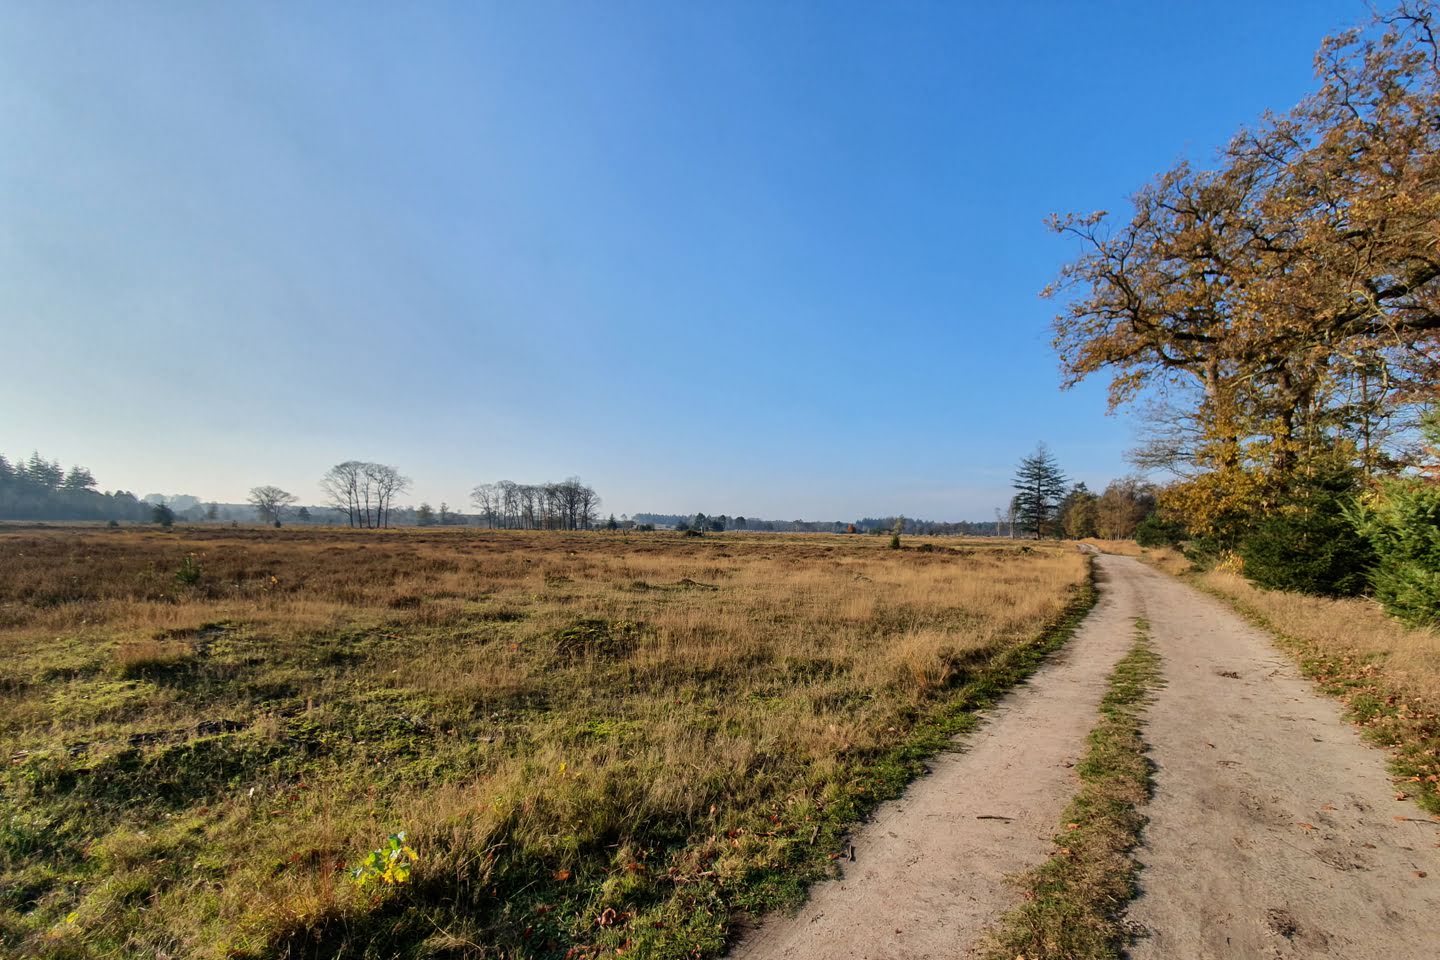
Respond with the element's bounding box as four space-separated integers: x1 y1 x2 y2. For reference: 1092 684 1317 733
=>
0 1 1362 519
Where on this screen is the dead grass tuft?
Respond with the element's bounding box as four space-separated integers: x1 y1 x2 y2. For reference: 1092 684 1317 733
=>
112 638 196 678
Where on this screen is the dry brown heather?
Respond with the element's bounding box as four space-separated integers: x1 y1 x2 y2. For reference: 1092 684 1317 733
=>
1145 549 1440 814
0 526 1087 959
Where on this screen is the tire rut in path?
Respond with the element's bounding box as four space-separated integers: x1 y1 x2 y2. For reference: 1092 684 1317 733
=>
1121 557 1439 959
729 558 1140 960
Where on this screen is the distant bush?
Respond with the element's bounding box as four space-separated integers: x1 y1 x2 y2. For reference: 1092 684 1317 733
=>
1351 479 1440 625
1134 512 1185 548
889 533 901 550
152 503 175 528
1239 466 1373 598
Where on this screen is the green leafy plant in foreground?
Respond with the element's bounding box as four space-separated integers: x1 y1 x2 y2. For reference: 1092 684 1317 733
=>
351 832 419 888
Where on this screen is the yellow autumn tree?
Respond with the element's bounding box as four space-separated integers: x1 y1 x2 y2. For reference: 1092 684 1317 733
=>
1048 1 1440 540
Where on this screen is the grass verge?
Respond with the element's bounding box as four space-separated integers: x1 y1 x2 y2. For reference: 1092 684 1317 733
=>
977 618 1162 960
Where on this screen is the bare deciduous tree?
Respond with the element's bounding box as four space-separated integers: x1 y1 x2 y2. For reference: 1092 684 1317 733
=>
248 485 298 525
321 461 365 527
467 477 600 529
367 463 410 529
320 461 410 528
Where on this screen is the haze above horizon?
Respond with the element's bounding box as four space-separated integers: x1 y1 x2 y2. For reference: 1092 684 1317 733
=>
1 1 1363 519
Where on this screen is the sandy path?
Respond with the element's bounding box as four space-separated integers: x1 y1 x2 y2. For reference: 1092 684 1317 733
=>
1122 558 1439 958
729 555 1141 960
732 555 1440 960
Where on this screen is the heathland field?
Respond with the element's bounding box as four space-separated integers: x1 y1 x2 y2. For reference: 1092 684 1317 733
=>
0 527 1088 958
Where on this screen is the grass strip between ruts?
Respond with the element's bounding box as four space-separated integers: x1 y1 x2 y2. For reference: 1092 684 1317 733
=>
977 617 1163 960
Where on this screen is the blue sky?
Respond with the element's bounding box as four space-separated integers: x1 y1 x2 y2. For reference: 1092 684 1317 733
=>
0 1 1363 519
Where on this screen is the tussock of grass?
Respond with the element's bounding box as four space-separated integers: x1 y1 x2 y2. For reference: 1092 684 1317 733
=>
0 527 1091 959
112 638 195 678
979 619 1162 960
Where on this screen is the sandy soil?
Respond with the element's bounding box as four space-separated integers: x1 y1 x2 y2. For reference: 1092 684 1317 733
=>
1123 558 1439 959
731 555 1440 960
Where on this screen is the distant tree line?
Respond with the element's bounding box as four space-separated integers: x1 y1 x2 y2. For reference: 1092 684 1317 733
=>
854 517 1003 536
469 478 601 530
629 512 1004 535
0 452 154 522
414 502 466 527
1002 444 1161 540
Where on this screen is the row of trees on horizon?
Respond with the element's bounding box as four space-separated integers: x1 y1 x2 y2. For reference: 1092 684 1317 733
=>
0 453 156 523
469 479 602 531
3 447 1154 537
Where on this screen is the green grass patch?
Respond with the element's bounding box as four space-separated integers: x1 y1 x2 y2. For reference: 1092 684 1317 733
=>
978 618 1163 960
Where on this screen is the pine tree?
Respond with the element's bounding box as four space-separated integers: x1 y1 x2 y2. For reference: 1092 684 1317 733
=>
62 466 96 491
1012 444 1067 539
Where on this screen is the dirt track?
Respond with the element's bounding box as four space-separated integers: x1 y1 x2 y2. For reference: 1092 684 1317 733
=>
731 555 1440 960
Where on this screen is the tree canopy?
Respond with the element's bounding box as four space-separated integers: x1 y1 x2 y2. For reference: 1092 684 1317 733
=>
1049 1 1440 542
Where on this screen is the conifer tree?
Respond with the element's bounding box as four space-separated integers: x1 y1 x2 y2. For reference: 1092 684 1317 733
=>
1012 444 1067 539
